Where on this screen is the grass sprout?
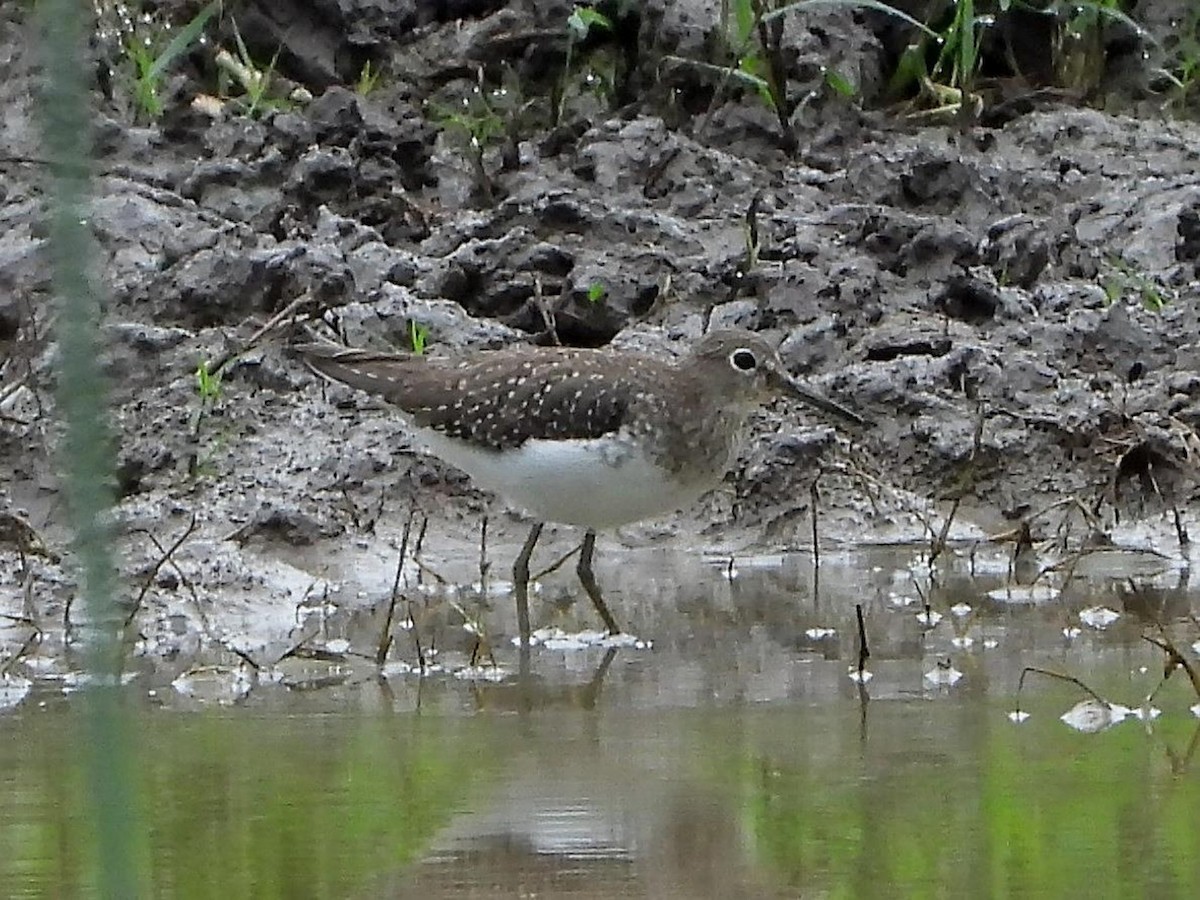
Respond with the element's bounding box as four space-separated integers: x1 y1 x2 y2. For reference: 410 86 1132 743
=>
94 0 221 122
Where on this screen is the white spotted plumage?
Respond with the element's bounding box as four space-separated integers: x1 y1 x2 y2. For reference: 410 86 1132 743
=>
300 328 857 528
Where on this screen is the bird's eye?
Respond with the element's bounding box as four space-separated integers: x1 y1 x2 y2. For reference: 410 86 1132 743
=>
730 348 758 372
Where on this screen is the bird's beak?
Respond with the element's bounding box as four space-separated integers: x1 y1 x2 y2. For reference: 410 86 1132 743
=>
769 366 866 426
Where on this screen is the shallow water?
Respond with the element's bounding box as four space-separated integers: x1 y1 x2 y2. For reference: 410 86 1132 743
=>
2 547 1199 897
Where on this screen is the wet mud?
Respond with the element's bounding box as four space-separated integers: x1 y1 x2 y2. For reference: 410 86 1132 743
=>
1 1 1199 679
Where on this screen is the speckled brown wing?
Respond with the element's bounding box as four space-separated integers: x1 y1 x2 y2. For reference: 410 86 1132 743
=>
299 344 665 450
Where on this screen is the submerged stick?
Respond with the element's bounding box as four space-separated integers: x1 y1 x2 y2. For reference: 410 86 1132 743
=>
855 603 869 675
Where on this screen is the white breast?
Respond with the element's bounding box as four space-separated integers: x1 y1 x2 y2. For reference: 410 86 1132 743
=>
415 429 715 530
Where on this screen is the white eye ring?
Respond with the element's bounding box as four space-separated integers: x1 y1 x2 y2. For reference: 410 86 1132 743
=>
729 348 758 372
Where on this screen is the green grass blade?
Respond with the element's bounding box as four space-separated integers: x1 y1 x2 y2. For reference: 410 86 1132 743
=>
763 0 938 40
149 0 221 82
960 0 976 88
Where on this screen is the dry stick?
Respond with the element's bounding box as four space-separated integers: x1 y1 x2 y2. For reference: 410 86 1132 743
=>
1171 504 1189 549
1143 632 1200 699
188 291 312 475
832 455 883 517
275 623 323 663
532 543 582 581
930 495 962 567
810 476 821 607
400 514 444 593
855 603 870 676
478 514 490 590
375 507 417 666
412 558 451 586
0 511 57 561
910 576 929 608
407 599 426 672
201 290 314 380
219 641 262 672
642 145 681 195
135 528 202 609
413 514 435 660
126 512 200 627
412 514 428 582
0 628 42 677
1014 666 1109 718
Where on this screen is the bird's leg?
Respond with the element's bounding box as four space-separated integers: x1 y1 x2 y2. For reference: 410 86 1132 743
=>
513 522 543 645
576 528 621 635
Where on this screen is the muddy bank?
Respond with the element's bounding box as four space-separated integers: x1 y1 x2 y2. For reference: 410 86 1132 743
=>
1 1 1199 674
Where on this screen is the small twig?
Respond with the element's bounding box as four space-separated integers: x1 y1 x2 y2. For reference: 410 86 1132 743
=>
376 508 417 665
202 291 314 379
412 558 451 585
126 512 200 627
930 495 962 566
532 543 582 581
1014 666 1109 719
642 146 681 195
0 627 42 677
1172 504 1190 550
275 624 322 663
0 511 59 562
855 603 869 676
810 476 821 605
406 599 426 672
412 514 429 589
218 640 262 671
1143 632 1200 700
910 576 929 607
478 515 491 592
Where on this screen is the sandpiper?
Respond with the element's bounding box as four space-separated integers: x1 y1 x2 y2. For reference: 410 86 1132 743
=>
300 328 862 642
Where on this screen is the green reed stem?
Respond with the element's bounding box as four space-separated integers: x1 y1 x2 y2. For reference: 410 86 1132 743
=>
38 1 141 895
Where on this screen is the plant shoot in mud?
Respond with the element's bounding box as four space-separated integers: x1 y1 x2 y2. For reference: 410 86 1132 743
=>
1152 7 1200 115
1049 0 1144 94
557 4 615 124
215 20 287 118
1101 258 1170 313
93 0 221 122
884 1 1154 121
194 361 223 403
356 59 381 96
675 1 935 150
428 74 512 204
407 320 430 355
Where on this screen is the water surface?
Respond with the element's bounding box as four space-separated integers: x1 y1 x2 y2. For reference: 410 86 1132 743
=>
2 548 1198 897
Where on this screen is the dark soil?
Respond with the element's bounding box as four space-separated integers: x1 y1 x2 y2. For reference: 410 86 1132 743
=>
2 0 1199 673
